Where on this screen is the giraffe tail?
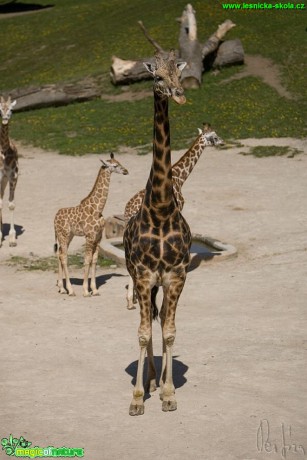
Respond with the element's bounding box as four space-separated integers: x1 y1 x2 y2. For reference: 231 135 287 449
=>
54 232 58 254
151 286 159 320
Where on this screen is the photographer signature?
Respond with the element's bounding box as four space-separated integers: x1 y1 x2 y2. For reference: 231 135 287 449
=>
257 419 306 459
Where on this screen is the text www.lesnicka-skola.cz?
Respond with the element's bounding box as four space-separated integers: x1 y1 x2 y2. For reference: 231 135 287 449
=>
222 2 305 9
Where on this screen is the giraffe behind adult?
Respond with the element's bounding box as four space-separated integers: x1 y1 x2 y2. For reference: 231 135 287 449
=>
124 123 224 310
123 50 191 415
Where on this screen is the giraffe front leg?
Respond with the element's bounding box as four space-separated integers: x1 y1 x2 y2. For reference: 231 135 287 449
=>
83 239 95 297
145 336 157 393
161 335 177 412
159 279 185 412
129 283 152 416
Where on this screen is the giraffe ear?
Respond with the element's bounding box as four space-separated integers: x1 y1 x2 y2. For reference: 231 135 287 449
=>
11 100 17 108
176 61 187 72
110 152 114 159
197 128 202 135
100 159 108 168
143 62 156 75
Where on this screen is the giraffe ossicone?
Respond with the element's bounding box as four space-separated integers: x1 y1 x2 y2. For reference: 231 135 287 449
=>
54 153 128 297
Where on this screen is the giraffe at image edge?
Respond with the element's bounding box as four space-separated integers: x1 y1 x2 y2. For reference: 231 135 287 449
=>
0 96 19 247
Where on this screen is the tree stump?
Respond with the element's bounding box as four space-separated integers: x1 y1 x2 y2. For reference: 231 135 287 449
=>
178 4 203 89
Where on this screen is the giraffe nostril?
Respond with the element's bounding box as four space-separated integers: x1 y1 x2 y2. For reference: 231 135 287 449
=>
175 88 183 97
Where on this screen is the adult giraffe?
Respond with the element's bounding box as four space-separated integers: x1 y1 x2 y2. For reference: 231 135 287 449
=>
124 123 223 310
123 50 191 415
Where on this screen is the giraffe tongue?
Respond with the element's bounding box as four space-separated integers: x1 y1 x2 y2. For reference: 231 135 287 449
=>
172 94 186 105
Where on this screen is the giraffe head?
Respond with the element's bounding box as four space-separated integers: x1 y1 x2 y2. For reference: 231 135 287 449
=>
143 50 187 105
100 152 129 175
197 123 224 146
0 96 17 125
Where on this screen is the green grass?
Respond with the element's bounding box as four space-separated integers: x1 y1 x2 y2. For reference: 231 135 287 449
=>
6 252 114 271
239 145 303 158
1 0 306 155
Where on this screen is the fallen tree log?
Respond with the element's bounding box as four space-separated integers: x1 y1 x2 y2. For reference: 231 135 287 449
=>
4 76 104 112
110 5 243 86
212 38 244 68
110 56 154 86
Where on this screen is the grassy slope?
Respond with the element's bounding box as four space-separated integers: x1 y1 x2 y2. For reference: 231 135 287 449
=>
0 0 306 155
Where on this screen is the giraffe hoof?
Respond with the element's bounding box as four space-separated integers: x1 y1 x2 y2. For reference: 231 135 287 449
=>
162 400 177 412
129 403 144 416
68 291 76 297
91 290 100 296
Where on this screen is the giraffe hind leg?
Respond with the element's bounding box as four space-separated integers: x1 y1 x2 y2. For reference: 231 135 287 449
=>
55 242 66 294
0 176 7 247
8 200 16 246
145 336 157 393
0 201 2 247
58 236 75 296
8 178 17 247
127 275 137 309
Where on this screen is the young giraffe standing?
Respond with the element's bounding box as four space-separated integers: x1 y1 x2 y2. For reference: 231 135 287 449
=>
54 153 128 297
0 96 18 247
123 50 190 415
124 123 223 309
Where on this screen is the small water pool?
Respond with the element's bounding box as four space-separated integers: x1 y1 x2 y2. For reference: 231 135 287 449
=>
100 233 237 267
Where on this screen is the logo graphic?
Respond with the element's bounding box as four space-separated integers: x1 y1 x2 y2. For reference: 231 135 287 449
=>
1 435 84 458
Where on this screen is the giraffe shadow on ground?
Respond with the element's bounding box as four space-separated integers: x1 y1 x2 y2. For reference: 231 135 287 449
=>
69 272 125 289
188 253 215 272
1 223 24 240
0 2 54 14
125 356 189 400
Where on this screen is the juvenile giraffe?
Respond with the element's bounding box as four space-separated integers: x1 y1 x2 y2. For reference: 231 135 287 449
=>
54 153 128 297
123 50 191 415
125 123 223 222
124 123 223 309
0 96 18 247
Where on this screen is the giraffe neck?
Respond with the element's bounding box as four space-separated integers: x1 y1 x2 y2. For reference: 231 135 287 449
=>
171 134 205 190
144 92 175 212
81 167 111 214
0 122 10 152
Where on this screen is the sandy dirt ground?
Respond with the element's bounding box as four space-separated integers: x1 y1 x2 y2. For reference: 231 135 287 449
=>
0 138 306 460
